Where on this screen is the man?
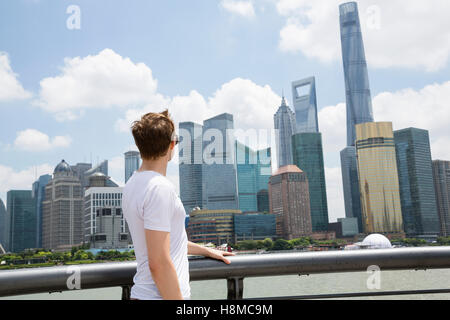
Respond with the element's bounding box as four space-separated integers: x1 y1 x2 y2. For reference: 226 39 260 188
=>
123 110 234 300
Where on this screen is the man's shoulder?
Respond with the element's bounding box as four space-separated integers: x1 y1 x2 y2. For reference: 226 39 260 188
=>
147 175 176 194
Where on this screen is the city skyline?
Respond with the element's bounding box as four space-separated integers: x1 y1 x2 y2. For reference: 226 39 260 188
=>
1 1 450 224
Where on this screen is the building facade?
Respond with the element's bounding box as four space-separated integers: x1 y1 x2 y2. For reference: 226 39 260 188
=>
433 160 450 236
179 121 204 214
42 160 84 251
394 128 440 239
32 174 51 248
292 77 319 133
340 146 362 233
90 208 130 249
274 96 296 168
355 122 403 234
124 151 140 183
84 173 127 248
269 165 312 240
234 213 277 241
236 142 272 213
339 1 374 147
6 190 36 253
187 208 241 245
202 113 239 211
292 133 329 232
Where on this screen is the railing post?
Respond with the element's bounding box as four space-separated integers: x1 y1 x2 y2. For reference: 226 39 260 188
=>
121 285 131 300
227 277 244 300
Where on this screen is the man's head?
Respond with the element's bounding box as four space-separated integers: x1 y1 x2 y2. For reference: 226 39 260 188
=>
131 110 177 161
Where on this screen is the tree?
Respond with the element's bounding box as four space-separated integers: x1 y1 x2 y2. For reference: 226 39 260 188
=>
262 238 273 250
271 239 293 251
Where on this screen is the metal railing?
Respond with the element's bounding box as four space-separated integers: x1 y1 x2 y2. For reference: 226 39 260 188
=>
1 247 450 299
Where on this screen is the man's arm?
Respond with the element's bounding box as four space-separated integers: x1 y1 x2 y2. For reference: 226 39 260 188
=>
145 229 183 300
187 241 235 264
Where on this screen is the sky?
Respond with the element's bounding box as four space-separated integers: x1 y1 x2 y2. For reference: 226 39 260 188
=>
1 0 449 222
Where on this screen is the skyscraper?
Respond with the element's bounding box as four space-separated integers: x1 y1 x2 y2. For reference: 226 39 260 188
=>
432 160 450 237
32 174 51 248
0 199 7 250
269 165 312 240
292 133 329 232
235 141 271 213
274 96 296 168
340 146 362 232
339 2 374 226
179 121 204 214
124 151 140 183
42 160 83 251
394 128 440 239
6 190 36 253
355 122 403 234
339 2 374 147
292 77 319 133
202 113 239 210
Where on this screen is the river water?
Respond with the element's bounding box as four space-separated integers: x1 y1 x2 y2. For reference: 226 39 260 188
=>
1 268 449 300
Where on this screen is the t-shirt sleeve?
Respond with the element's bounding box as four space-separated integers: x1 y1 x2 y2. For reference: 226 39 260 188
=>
142 183 175 232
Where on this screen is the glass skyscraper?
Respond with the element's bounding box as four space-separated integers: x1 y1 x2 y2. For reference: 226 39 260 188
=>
292 133 329 232
124 151 140 183
234 213 277 241
355 122 403 234
340 146 362 232
292 77 319 133
340 2 374 147
202 113 239 211
433 160 450 237
179 121 204 214
235 142 271 213
274 96 296 168
394 128 440 239
7 190 36 253
32 174 51 248
339 2 374 227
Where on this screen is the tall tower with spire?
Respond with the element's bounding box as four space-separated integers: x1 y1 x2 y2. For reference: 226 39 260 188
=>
274 95 296 168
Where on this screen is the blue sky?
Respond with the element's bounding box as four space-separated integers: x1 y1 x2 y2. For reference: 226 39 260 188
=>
1 0 450 222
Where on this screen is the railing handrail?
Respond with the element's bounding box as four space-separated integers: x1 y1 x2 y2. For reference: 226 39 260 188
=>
0 247 450 298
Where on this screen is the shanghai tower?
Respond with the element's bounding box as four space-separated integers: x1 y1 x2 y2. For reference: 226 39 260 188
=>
339 2 373 230
340 2 374 147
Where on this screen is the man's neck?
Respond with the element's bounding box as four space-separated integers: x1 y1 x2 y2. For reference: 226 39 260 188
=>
138 157 168 176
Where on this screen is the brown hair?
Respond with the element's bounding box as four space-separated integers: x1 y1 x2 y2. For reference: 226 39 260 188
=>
131 110 175 160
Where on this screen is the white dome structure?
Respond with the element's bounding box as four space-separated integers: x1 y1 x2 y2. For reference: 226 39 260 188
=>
361 234 392 249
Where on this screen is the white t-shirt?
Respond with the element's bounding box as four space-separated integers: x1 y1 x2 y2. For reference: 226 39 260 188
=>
122 170 190 300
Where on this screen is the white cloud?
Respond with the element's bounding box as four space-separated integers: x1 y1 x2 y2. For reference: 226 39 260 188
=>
373 81 450 160
0 52 32 102
277 0 450 71
221 0 256 18
116 78 281 149
34 49 159 120
0 163 53 198
14 129 71 152
108 155 125 187
325 166 345 223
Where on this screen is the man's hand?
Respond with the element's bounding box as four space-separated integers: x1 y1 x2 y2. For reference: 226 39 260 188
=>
205 248 235 264
187 241 235 264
